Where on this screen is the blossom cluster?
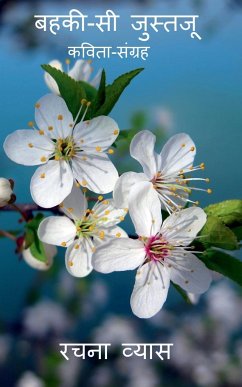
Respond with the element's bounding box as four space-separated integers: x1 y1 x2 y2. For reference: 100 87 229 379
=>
2 59 212 318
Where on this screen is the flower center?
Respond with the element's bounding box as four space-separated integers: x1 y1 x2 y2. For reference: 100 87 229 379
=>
54 137 77 161
75 210 109 239
144 235 171 262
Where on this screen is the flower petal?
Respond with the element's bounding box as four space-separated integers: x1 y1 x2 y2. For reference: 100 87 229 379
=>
73 116 119 151
130 262 170 318
72 153 118 194
68 59 86 80
160 133 196 176
129 181 162 237
90 68 102 88
93 225 128 246
35 94 74 139
92 199 127 228
4 130 54 166
92 238 145 273
30 160 73 208
38 216 76 246
130 130 161 179
113 171 148 208
62 184 87 220
65 238 93 277
44 60 63 94
22 244 56 271
169 253 212 294
161 207 207 246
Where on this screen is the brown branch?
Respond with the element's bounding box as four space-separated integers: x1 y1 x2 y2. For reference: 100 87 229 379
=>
0 230 17 241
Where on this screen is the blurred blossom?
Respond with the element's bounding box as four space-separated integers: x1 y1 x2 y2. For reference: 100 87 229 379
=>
117 356 160 387
23 300 71 338
206 281 242 330
92 316 141 346
58 270 77 298
58 356 81 387
152 106 174 134
0 335 11 364
15 371 44 387
90 365 113 387
82 279 109 318
148 309 176 328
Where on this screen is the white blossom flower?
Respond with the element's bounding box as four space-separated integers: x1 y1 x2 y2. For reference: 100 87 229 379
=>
0 178 13 207
16 371 44 387
114 130 211 214
38 185 127 277
93 183 211 318
4 94 119 207
23 300 70 338
45 59 102 94
22 243 57 271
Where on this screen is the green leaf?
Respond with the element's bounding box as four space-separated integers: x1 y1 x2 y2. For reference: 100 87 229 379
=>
199 215 239 250
29 238 49 263
78 80 97 102
90 69 106 115
204 200 242 226
41 64 86 121
25 214 49 262
200 249 242 287
172 283 192 304
233 226 242 241
94 68 144 117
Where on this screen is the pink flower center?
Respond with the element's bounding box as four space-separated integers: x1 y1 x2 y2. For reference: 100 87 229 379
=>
144 235 170 262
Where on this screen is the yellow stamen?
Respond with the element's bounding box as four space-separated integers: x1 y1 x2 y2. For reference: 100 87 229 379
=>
102 200 109 205
68 261 73 267
74 244 79 250
92 247 96 253
98 195 103 201
40 173 45 179
113 129 119 135
95 146 102 152
28 121 34 127
119 216 125 221
116 232 121 238
65 58 70 65
190 146 195 152
35 103 40 108
28 143 33 148
57 114 63 120
181 143 186 148
48 126 53 131
99 231 105 239
61 242 67 247
68 207 73 213
81 180 87 186
39 130 44 135
108 149 114 154
82 188 87 193
207 189 212 194
40 156 47 162
105 210 110 215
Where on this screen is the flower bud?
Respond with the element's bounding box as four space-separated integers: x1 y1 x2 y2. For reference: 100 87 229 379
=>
0 178 14 207
22 244 57 271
